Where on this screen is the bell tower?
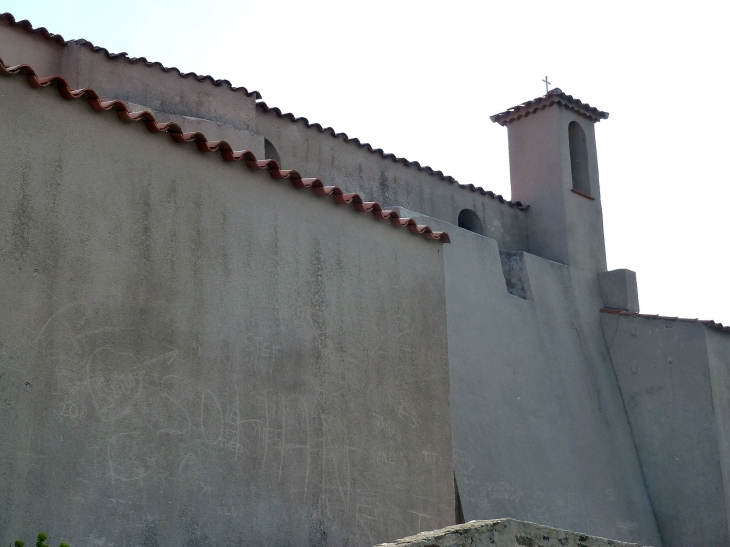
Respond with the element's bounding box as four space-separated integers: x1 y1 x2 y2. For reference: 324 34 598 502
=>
491 89 609 272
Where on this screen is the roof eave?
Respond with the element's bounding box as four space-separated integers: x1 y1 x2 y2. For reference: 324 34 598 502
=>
490 89 609 126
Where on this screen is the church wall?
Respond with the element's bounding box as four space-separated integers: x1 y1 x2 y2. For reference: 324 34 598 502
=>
0 75 454 547
126 99 265 159
0 21 527 255
0 17 64 77
505 106 607 272
55 44 259 133
0 19 264 155
601 313 730 547
389 209 662 547
708 329 730 543
255 109 529 251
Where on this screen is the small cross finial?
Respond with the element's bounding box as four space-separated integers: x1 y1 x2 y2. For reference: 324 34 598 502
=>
542 76 551 94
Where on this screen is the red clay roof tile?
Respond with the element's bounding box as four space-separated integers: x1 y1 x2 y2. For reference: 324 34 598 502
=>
0 59 449 244
0 12 261 99
491 88 609 126
600 308 730 335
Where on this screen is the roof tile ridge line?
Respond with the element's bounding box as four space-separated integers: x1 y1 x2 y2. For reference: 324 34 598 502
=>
255 100 530 211
598 308 730 334
501 91 606 116
490 93 609 125
0 59 449 244
0 12 67 45
491 103 606 125
0 12 262 99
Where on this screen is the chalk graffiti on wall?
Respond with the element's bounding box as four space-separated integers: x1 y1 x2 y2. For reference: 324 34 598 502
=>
0 299 450 546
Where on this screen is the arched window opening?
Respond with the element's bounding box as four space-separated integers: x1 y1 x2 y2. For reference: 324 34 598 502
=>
568 121 590 195
458 209 484 235
264 138 281 166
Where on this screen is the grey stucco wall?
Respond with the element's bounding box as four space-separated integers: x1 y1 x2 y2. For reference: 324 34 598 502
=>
0 19 263 155
505 107 607 272
391 209 661 547
0 74 454 547
255 109 529 251
601 313 730 547
0 19 527 253
708 330 730 542
376 519 649 547
0 17 63 78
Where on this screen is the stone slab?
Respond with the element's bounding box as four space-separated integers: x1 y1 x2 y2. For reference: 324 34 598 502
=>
376 518 649 547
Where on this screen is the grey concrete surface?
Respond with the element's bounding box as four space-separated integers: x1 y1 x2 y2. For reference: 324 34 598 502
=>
123 101 264 158
0 17 61 78
0 19 529 255
376 519 649 547
0 19 263 154
390 208 661 547
3 15 730 547
708 329 730 542
255 109 530 252
598 269 639 312
601 313 730 547
503 106 607 272
499 250 534 301
0 74 454 547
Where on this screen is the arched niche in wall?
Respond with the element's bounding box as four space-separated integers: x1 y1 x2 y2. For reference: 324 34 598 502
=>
264 138 281 165
568 121 591 195
458 209 484 235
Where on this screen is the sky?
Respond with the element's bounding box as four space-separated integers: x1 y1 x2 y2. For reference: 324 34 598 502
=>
2 0 729 324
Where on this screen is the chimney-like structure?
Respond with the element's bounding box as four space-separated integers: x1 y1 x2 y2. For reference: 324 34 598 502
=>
491 89 609 272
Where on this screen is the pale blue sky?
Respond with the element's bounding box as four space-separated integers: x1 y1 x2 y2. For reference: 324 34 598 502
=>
2 0 729 324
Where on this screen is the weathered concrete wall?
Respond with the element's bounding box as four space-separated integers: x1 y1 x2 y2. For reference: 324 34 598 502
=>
255 109 529 251
0 17 63 77
391 208 661 546
0 19 263 155
602 313 730 547
504 107 607 272
0 74 454 547
0 18 527 252
598 270 639 313
708 329 730 543
376 518 649 547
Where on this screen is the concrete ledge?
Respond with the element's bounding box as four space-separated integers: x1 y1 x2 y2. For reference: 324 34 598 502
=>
375 519 648 547
597 269 639 312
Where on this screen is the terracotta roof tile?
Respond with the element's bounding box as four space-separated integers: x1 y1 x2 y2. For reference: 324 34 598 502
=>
600 308 730 335
0 12 261 99
0 59 449 244
258 101 529 211
490 88 609 126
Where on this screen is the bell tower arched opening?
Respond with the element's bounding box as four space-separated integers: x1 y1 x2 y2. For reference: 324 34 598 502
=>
568 121 591 196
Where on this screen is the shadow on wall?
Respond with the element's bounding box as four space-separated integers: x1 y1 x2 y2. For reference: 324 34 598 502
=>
499 251 534 301
264 138 281 165
455 475 466 525
454 209 533 301
457 209 483 235
568 121 590 195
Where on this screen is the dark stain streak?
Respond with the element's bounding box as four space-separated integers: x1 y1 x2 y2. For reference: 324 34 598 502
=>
9 160 32 261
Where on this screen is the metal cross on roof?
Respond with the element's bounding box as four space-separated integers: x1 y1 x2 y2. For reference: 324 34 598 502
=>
542 76 551 94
